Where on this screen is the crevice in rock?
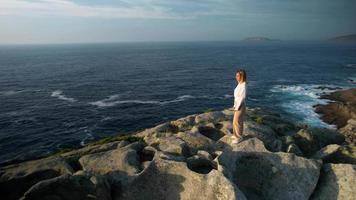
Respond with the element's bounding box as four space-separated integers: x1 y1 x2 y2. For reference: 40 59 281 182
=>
66 156 83 172
137 147 155 171
139 149 155 163
198 126 225 141
187 159 217 174
214 122 223 130
309 164 325 199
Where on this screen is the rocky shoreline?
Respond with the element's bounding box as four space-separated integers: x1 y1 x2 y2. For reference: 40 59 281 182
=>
314 88 356 145
1 104 355 199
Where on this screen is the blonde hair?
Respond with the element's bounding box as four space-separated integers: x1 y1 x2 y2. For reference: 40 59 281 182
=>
237 69 247 83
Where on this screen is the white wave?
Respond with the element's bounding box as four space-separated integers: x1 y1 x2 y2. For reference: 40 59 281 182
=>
270 84 343 99
345 63 356 68
269 84 346 128
89 94 198 108
0 90 22 96
101 116 113 122
223 94 233 98
51 90 77 103
80 130 94 146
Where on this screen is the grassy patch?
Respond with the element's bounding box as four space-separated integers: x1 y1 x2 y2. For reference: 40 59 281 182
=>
251 115 264 125
204 108 214 113
52 148 75 156
88 135 144 146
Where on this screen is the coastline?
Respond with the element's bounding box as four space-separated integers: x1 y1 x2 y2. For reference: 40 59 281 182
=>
1 97 355 199
314 88 356 144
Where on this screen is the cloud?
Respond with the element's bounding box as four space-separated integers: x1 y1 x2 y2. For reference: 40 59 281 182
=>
0 0 251 20
0 0 182 19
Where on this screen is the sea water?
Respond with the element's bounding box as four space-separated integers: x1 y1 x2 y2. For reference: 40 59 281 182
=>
0 41 355 164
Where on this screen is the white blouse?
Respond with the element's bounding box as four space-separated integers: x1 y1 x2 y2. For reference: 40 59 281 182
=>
234 82 247 110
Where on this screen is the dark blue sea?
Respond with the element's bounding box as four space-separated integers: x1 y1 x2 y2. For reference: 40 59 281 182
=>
0 41 355 164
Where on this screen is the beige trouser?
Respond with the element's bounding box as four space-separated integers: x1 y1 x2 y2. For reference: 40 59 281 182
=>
233 102 246 137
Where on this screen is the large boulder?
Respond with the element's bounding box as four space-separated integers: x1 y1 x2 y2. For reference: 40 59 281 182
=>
339 118 356 145
312 144 356 164
176 131 215 154
194 111 228 124
293 128 345 157
307 128 345 147
170 114 196 131
135 122 180 145
115 155 246 200
217 138 322 200
311 163 356 200
0 156 74 200
20 172 111 200
293 129 321 157
78 141 148 183
242 119 282 152
157 136 190 157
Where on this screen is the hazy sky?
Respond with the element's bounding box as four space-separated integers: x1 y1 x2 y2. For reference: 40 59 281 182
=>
0 0 355 44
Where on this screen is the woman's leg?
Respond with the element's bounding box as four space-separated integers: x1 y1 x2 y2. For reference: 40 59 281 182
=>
239 105 246 136
233 109 242 138
233 104 246 138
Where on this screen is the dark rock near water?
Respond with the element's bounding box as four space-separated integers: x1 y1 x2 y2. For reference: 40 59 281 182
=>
20 172 111 200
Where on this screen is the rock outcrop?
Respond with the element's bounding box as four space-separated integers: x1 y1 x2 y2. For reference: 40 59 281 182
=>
217 138 322 200
116 154 246 200
20 172 111 200
314 88 356 144
311 163 356 200
0 107 355 200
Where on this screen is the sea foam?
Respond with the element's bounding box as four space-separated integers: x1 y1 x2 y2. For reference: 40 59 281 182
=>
269 84 347 128
89 94 231 108
51 90 77 103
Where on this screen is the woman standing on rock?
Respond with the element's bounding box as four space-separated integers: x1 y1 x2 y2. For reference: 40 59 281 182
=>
232 69 247 144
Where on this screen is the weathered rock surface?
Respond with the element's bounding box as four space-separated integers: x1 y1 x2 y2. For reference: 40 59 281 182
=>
0 156 74 200
242 118 282 152
312 144 356 164
116 156 246 200
311 163 356 200
157 136 190 157
217 138 322 200
293 128 346 157
176 130 215 154
79 141 148 183
20 172 111 200
1 106 353 200
339 118 356 145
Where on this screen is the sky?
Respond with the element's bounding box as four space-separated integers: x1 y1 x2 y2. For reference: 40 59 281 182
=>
0 0 355 44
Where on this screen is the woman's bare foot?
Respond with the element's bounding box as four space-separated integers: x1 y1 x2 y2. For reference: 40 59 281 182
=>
231 135 243 144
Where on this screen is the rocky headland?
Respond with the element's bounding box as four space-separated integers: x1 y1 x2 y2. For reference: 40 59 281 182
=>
329 34 356 42
242 37 278 42
1 91 355 199
314 88 356 145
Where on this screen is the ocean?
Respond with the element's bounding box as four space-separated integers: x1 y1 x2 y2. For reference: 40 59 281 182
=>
0 41 355 164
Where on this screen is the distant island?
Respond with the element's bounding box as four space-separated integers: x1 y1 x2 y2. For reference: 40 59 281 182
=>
242 37 278 42
329 34 356 42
